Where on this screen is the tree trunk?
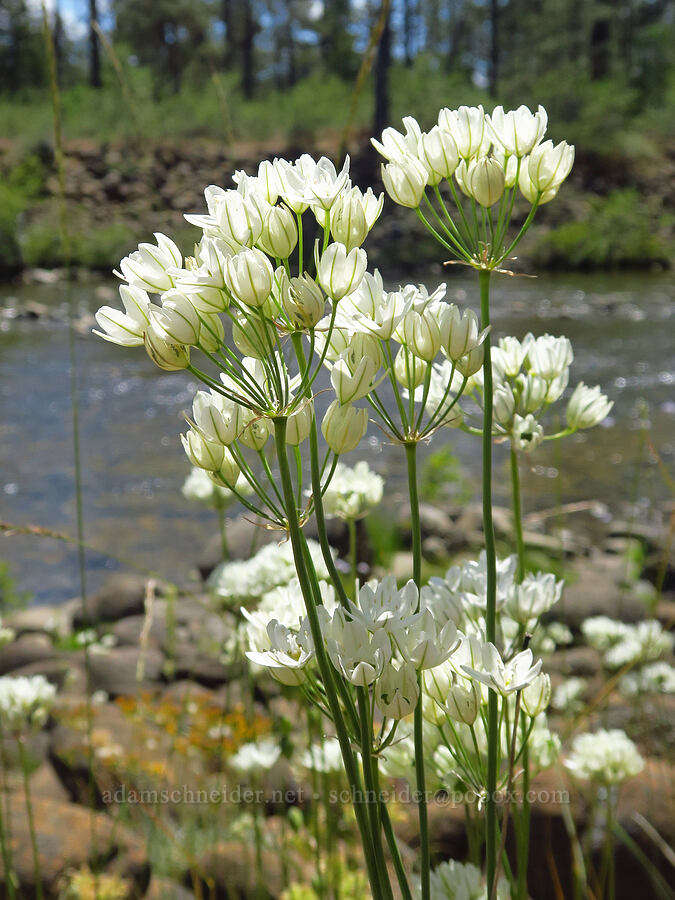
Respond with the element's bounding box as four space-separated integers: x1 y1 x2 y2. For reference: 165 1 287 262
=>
223 0 235 69
403 0 414 67
489 0 499 97
88 0 102 88
373 5 391 138
241 0 255 99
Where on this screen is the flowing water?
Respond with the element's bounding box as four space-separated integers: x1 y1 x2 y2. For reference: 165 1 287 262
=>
1 270 673 605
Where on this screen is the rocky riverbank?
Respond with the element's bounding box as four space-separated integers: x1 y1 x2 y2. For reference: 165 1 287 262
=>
1 134 674 278
0 501 673 898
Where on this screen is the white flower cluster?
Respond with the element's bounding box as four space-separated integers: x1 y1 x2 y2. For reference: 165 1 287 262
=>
230 737 281 773
423 551 563 638
469 332 612 453
373 104 573 214
321 460 384 520
582 616 673 669
424 858 509 900
0 674 56 732
209 538 330 604
564 728 644 784
619 661 675 697
182 466 252 508
0 619 15 648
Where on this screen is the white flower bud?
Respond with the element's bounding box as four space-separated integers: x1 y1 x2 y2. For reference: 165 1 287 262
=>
566 382 613 430
322 400 368 454
198 311 225 353
257 204 298 259
225 248 274 308
212 190 264 248
118 233 181 293
527 334 573 380
181 429 224 471
493 382 516 425
527 140 575 194
143 321 190 370
440 305 485 361
417 126 460 184
522 673 552 717
381 154 428 208
375 662 419 720
398 307 442 361
512 413 544 453
437 105 486 159
152 291 201 346
286 401 313 445
371 116 422 162
330 188 369 252
467 156 505 208
316 242 367 301
192 391 242 445
487 104 548 157
456 344 484 377
283 274 325 329
232 311 277 359
330 335 382 404
515 372 549 415
394 346 426 389
93 284 151 347
211 447 242 488
239 412 270 450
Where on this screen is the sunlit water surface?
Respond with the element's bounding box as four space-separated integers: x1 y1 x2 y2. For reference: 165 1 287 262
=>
1 271 672 604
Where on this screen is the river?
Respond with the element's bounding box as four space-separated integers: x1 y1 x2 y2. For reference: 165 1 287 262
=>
1 270 673 605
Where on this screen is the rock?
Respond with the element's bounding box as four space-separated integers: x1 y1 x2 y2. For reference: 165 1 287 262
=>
111 609 168 648
0 634 58 675
7 657 87 693
551 550 648 631
422 535 449 562
389 551 415 581
145 877 196 899
167 601 237 687
419 504 457 541
0 794 148 897
74 574 152 628
193 841 284 899
545 646 603 678
87 646 165 696
27 761 70 804
5 600 78 639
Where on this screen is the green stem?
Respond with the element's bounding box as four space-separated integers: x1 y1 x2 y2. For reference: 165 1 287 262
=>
272 417 383 899
510 448 526 582
217 504 228 561
0 721 17 900
348 517 358 600
479 269 499 895
358 691 394 900
405 441 430 900
376 767 414 900
18 736 43 900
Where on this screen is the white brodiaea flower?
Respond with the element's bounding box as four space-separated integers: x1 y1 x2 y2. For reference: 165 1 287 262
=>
245 618 314 685
619 661 675 697
182 467 250 507
564 729 644 784
512 412 544 452
505 572 564 625
462 643 542 695
349 575 418 633
603 620 673 669
322 461 384 520
299 737 344 774
324 608 391 687
581 615 631 651
231 738 281 773
0 675 56 732
208 539 331 604
552 676 587 712
428 858 509 900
